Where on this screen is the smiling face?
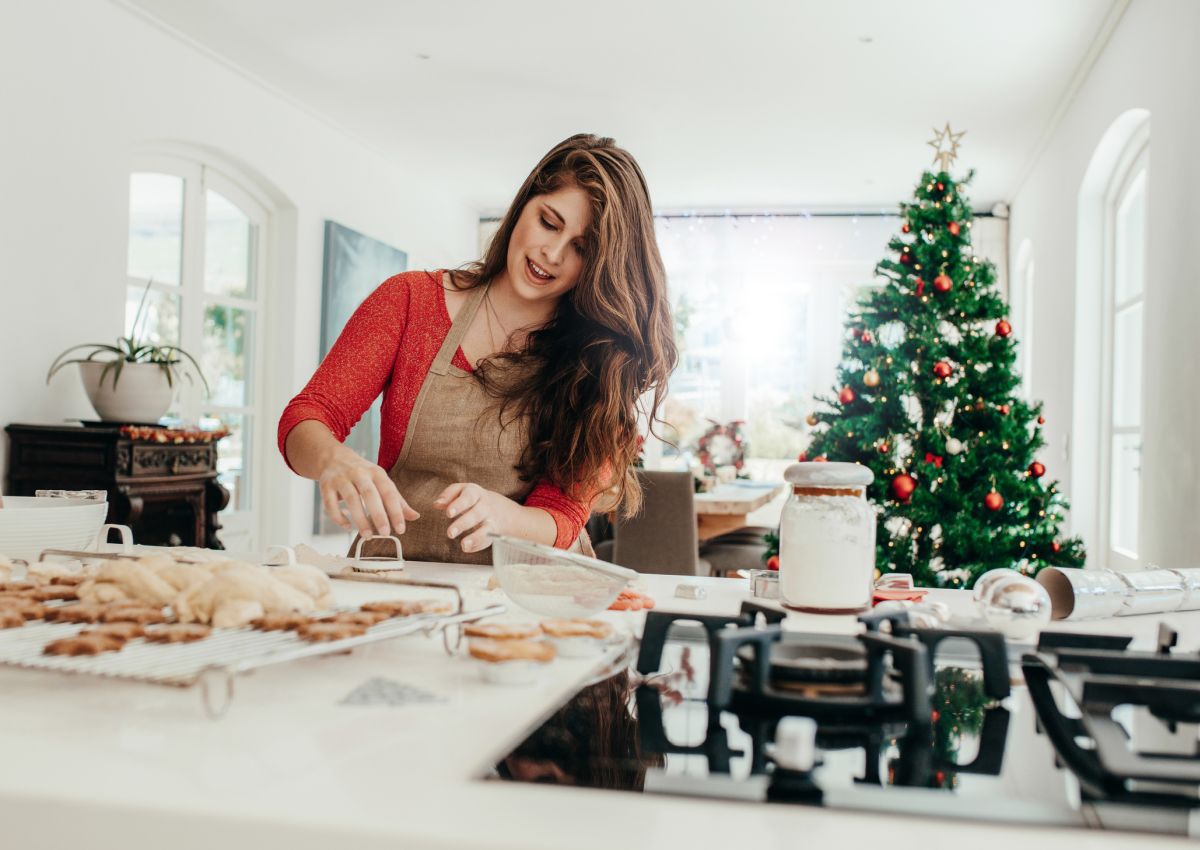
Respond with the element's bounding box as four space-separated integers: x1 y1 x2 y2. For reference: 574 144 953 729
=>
503 183 592 306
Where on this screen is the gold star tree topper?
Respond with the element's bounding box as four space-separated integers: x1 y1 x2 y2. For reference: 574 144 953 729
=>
927 122 966 172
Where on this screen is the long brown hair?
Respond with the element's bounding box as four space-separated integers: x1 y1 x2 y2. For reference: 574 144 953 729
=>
455 134 676 516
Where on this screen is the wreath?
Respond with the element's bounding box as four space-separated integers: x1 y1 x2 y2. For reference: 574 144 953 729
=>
695 419 747 475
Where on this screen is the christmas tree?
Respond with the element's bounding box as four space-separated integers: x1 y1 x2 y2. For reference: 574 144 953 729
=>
799 128 1085 588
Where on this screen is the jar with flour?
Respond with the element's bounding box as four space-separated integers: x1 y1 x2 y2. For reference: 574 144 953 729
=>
779 462 876 613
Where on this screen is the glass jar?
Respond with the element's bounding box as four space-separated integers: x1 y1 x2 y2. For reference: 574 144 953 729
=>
779 462 876 614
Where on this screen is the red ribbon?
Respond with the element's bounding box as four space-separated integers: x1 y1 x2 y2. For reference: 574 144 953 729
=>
924 452 943 468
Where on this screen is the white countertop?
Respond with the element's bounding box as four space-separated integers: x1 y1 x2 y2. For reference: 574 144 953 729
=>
3 563 1196 850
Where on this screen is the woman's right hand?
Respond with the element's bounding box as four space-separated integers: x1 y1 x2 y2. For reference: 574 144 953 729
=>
317 448 419 537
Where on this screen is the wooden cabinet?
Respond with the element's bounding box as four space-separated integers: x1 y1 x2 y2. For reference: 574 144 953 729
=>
5 424 229 549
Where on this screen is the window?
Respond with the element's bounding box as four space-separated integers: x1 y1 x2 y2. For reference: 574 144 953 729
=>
652 214 1007 474
1102 146 1148 567
125 156 269 548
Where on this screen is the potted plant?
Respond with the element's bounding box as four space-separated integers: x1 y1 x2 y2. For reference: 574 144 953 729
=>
46 282 209 423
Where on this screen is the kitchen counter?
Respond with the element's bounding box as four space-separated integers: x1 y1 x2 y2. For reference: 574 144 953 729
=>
2 563 1196 849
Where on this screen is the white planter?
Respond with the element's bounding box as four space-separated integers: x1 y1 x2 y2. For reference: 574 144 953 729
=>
78 360 174 423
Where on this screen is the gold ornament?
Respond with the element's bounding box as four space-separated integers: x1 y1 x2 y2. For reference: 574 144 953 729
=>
863 369 881 388
805 413 819 427
927 122 966 172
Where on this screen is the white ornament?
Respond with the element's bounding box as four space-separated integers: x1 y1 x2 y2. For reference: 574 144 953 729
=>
945 438 964 455
978 573 1052 641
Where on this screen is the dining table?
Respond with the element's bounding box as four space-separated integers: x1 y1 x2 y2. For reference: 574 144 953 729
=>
693 479 785 542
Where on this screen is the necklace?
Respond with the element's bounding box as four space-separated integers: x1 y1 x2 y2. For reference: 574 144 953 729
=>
483 288 514 350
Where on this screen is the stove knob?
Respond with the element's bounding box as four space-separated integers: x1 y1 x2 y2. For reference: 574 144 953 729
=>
774 716 817 772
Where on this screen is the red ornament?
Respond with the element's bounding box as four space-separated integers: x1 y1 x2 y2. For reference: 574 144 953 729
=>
766 555 780 571
901 223 911 234
948 221 961 236
1051 541 1062 554
915 278 926 297
1037 416 1045 425
995 320 1012 338
797 451 808 462
931 709 941 723
839 386 856 405
891 473 917 502
984 491 1004 511
860 330 873 344
936 182 945 191
814 455 828 463
999 404 1010 415
933 361 952 379
933 273 952 293
924 452 943 468
900 250 914 266
1029 461 1046 478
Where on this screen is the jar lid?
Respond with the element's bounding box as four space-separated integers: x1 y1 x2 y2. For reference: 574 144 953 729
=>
784 461 874 487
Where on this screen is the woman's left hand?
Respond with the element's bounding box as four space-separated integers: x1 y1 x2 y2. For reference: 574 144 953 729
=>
433 483 524 553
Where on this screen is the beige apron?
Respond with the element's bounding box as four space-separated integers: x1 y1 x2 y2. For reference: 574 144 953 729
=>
354 282 590 564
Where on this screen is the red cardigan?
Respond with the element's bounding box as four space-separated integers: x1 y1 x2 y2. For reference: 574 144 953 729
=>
277 270 588 548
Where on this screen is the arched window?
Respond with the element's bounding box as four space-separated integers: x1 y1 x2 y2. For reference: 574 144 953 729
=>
126 153 271 549
1073 110 1150 569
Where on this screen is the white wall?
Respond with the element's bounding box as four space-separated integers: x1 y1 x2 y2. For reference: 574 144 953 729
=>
1009 0 1200 566
0 1 477 548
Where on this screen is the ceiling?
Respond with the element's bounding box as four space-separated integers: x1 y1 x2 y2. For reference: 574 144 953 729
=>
122 0 1120 213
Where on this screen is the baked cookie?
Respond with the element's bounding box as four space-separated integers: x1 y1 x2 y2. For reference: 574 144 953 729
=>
29 585 80 602
0 598 47 621
251 612 312 631
296 621 368 642
44 602 107 623
0 591 37 604
320 610 390 627
144 624 211 643
539 619 614 640
0 609 26 629
361 598 454 617
463 622 541 641
468 638 556 664
0 582 36 594
101 605 167 625
81 622 147 640
44 633 127 656
50 574 88 587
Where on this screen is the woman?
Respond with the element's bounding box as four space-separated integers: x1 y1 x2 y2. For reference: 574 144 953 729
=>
279 133 676 562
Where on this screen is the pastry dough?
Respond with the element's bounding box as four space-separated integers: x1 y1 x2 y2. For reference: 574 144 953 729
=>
174 568 316 628
145 561 215 593
76 559 179 607
270 564 335 608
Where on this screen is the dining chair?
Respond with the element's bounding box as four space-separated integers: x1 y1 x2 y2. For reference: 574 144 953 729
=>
610 470 711 576
699 526 773 576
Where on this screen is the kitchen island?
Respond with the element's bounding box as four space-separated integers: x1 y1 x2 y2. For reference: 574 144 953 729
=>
2 562 1194 849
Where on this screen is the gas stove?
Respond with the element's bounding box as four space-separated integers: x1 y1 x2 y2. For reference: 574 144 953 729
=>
490 604 1200 838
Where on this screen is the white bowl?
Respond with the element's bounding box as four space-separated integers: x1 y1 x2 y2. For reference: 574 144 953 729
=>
0 497 109 562
489 534 636 618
